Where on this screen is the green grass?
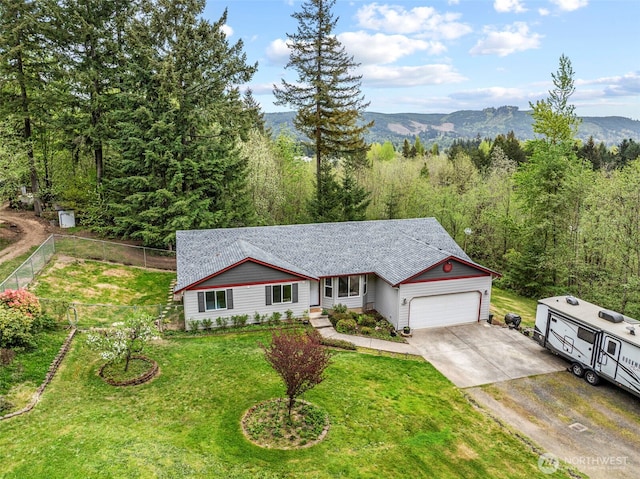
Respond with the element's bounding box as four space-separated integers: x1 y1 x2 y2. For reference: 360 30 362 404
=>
0 328 69 410
0 246 39 285
30 258 176 328
0 331 574 478
32 257 174 305
490 286 539 328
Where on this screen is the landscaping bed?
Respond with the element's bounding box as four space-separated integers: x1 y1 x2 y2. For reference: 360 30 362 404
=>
328 307 406 343
242 398 329 449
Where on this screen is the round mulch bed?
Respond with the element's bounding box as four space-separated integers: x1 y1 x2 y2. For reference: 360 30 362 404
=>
98 355 159 386
242 398 330 449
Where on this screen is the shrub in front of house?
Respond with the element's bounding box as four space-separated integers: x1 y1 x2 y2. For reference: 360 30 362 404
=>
319 337 357 350
357 315 377 328
336 318 357 334
360 326 373 336
332 304 348 314
328 312 350 327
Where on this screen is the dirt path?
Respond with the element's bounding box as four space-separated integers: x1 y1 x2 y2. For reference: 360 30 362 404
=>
466 371 640 479
0 206 52 264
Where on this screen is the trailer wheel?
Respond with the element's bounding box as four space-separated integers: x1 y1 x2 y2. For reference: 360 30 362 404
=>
584 370 600 386
570 362 585 377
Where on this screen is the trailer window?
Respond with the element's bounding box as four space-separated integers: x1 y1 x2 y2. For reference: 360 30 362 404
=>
577 327 595 344
607 341 617 355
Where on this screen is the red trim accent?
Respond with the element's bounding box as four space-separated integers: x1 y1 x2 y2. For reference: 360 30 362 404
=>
187 278 300 291
398 256 499 286
443 261 453 273
404 273 490 285
175 257 316 293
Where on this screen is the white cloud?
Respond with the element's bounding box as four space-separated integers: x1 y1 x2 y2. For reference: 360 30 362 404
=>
448 0 460 4
581 71 640 97
265 38 290 65
450 86 529 103
538 8 550 15
221 24 233 37
494 0 527 13
338 31 446 65
360 63 467 88
470 22 542 56
549 0 588 12
355 3 472 39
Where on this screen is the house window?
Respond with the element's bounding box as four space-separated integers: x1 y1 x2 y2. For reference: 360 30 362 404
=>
265 284 298 305
324 278 333 298
338 275 360 298
273 284 293 304
205 290 227 310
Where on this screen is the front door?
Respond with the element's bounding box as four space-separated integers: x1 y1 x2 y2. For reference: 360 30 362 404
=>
309 280 320 307
598 336 621 379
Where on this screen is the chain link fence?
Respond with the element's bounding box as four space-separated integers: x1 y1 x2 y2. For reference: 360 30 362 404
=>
1 234 181 329
0 236 56 291
0 234 176 292
40 299 184 330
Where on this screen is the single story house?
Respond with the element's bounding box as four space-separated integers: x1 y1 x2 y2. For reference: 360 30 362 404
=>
174 218 499 330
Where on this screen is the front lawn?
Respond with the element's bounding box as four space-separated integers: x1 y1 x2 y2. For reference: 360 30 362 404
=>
0 331 574 478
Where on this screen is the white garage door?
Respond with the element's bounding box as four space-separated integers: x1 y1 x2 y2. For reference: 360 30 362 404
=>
409 292 480 329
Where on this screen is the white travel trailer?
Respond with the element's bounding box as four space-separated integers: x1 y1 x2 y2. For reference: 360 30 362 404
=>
535 295 640 398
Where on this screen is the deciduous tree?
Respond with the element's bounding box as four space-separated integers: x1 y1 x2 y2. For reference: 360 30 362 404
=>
262 329 331 416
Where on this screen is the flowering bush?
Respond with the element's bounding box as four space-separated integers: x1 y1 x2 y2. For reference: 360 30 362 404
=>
0 305 35 349
86 314 156 372
0 289 41 319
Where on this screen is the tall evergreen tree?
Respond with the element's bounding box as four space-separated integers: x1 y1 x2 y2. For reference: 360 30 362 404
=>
273 0 372 219
56 0 135 185
510 55 586 295
0 0 54 215
529 54 581 144
103 1 257 247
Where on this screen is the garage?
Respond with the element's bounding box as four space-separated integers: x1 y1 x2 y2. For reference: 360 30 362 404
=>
409 292 480 329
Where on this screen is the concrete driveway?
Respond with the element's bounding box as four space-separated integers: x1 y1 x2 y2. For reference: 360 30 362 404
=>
406 322 566 388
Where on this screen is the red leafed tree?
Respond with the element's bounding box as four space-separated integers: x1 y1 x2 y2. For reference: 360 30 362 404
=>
262 329 332 416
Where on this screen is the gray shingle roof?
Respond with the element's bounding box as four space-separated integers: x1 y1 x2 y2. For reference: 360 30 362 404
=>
175 218 491 292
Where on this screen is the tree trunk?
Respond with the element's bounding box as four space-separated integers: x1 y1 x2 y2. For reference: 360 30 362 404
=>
17 46 42 216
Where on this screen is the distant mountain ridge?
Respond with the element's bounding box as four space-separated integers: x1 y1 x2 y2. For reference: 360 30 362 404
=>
265 106 640 147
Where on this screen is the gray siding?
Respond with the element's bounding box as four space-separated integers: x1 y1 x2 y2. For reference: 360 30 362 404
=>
198 260 302 288
184 280 310 329
397 276 492 329
407 260 488 283
375 279 399 328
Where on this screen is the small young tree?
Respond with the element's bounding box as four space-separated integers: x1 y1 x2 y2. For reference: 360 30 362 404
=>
86 314 155 372
262 329 331 416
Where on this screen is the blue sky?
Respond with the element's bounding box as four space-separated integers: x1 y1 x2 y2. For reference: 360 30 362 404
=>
205 0 640 119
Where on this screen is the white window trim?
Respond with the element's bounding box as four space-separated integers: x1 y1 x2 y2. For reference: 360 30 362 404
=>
324 278 333 298
338 275 361 298
205 290 227 311
272 283 293 304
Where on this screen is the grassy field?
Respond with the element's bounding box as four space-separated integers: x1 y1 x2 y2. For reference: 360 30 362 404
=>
0 331 574 479
30 257 177 328
32 257 175 305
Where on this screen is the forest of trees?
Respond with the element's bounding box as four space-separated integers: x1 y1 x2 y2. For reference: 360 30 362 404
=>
2 1 640 318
